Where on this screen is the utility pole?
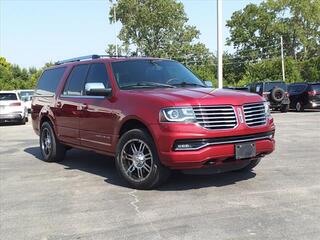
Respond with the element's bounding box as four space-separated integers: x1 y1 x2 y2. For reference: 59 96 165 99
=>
217 0 223 89
112 1 118 56
280 36 285 82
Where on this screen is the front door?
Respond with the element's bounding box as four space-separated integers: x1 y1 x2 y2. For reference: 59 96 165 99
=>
79 63 118 153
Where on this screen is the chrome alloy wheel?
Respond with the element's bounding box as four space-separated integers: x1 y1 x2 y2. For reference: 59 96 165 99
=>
296 102 301 111
120 139 153 181
41 128 52 157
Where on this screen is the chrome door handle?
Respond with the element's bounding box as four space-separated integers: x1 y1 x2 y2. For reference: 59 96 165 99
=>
56 102 62 108
80 104 88 110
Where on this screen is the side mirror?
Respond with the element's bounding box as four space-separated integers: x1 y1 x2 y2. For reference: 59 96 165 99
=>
85 82 112 97
204 80 213 87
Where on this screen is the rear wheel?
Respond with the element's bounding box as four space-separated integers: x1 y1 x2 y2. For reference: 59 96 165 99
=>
295 101 304 112
237 158 261 172
116 129 170 189
280 104 289 113
20 117 26 125
40 122 66 162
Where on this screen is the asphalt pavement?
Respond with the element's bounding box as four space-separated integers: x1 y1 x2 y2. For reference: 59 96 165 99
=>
0 111 320 240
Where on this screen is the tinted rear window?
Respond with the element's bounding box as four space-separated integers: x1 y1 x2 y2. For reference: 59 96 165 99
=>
310 84 320 91
289 84 307 93
36 67 66 95
0 93 18 101
264 82 287 91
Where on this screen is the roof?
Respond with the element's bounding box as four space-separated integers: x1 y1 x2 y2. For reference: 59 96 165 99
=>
45 55 170 71
0 90 18 94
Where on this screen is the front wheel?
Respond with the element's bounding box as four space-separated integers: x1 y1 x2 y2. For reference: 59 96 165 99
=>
116 129 170 190
40 122 66 162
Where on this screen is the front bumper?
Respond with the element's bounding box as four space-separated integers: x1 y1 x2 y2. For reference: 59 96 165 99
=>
151 120 275 170
307 100 320 109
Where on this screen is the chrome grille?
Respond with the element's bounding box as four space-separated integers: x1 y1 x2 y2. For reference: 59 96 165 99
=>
243 103 266 127
193 105 237 130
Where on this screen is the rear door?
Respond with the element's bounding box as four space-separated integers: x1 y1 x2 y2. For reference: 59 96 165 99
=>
55 64 89 145
79 63 117 153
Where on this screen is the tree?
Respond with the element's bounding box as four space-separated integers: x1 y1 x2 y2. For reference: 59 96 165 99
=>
0 56 52 90
225 0 320 85
108 0 213 67
227 0 320 61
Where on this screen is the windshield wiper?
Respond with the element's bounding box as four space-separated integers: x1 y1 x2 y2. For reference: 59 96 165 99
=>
171 82 205 88
122 81 176 89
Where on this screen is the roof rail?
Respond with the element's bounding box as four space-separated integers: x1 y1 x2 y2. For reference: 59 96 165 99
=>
55 54 152 65
55 55 101 65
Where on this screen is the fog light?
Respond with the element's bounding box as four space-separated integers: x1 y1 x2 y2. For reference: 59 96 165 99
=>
177 144 193 149
174 142 207 151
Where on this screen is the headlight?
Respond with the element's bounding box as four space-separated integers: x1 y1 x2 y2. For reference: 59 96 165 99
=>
160 107 196 122
264 101 271 117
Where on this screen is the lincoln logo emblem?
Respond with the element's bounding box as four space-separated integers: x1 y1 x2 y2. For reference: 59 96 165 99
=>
237 107 244 123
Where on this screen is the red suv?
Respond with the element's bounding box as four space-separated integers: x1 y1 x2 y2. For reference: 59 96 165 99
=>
32 55 275 189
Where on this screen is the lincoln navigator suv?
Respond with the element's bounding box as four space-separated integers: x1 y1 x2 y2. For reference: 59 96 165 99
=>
31 55 275 189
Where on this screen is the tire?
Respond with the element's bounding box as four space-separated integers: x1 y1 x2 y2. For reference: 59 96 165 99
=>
271 88 285 103
237 158 261 172
116 129 171 190
40 121 66 162
295 101 304 112
280 104 289 113
20 117 26 125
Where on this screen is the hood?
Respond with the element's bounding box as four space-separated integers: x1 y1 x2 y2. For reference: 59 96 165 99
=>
127 88 264 106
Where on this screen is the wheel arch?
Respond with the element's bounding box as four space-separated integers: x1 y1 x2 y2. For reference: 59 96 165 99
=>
39 112 57 136
119 118 154 139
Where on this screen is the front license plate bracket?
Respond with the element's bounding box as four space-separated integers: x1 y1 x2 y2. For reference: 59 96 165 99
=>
235 142 256 159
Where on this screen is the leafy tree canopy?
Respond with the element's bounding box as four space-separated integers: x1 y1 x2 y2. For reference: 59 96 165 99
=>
108 0 213 62
227 0 320 61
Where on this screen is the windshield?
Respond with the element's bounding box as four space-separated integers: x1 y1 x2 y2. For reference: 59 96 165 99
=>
111 59 205 89
19 91 34 97
0 93 18 101
19 91 34 101
264 82 287 91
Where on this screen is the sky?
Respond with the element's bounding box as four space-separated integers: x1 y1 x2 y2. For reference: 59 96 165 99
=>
0 0 263 69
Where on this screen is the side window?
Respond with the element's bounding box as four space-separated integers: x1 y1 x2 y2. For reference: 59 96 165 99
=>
288 85 295 94
85 63 110 88
63 64 89 96
256 84 262 93
297 84 307 93
36 67 66 95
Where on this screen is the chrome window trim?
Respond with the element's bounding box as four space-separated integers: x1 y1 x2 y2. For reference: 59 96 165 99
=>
60 95 105 99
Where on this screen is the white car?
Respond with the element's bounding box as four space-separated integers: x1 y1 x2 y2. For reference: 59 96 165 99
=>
0 91 28 124
17 89 34 113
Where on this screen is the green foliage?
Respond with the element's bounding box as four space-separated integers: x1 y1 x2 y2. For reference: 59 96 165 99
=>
225 0 320 86
227 0 320 60
108 0 214 80
0 56 45 90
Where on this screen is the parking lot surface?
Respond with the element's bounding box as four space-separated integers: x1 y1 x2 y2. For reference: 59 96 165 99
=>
1 111 320 240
